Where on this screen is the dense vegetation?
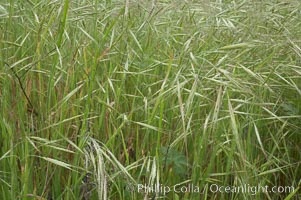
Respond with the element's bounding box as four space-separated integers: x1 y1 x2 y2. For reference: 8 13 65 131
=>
1 0 300 199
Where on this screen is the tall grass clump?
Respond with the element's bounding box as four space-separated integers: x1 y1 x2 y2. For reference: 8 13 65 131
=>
1 0 301 199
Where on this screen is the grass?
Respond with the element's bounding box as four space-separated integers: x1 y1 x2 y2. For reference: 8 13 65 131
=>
1 0 301 199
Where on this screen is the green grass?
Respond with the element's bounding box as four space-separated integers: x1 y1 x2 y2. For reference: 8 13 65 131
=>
1 0 301 199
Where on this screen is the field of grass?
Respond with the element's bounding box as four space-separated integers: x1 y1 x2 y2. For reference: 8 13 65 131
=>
1 0 301 199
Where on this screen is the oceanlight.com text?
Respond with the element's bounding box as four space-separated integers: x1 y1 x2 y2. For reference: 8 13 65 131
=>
209 184 295 195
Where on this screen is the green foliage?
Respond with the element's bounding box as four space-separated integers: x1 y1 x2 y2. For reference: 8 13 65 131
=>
0 0 301 199
160 146 188 178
